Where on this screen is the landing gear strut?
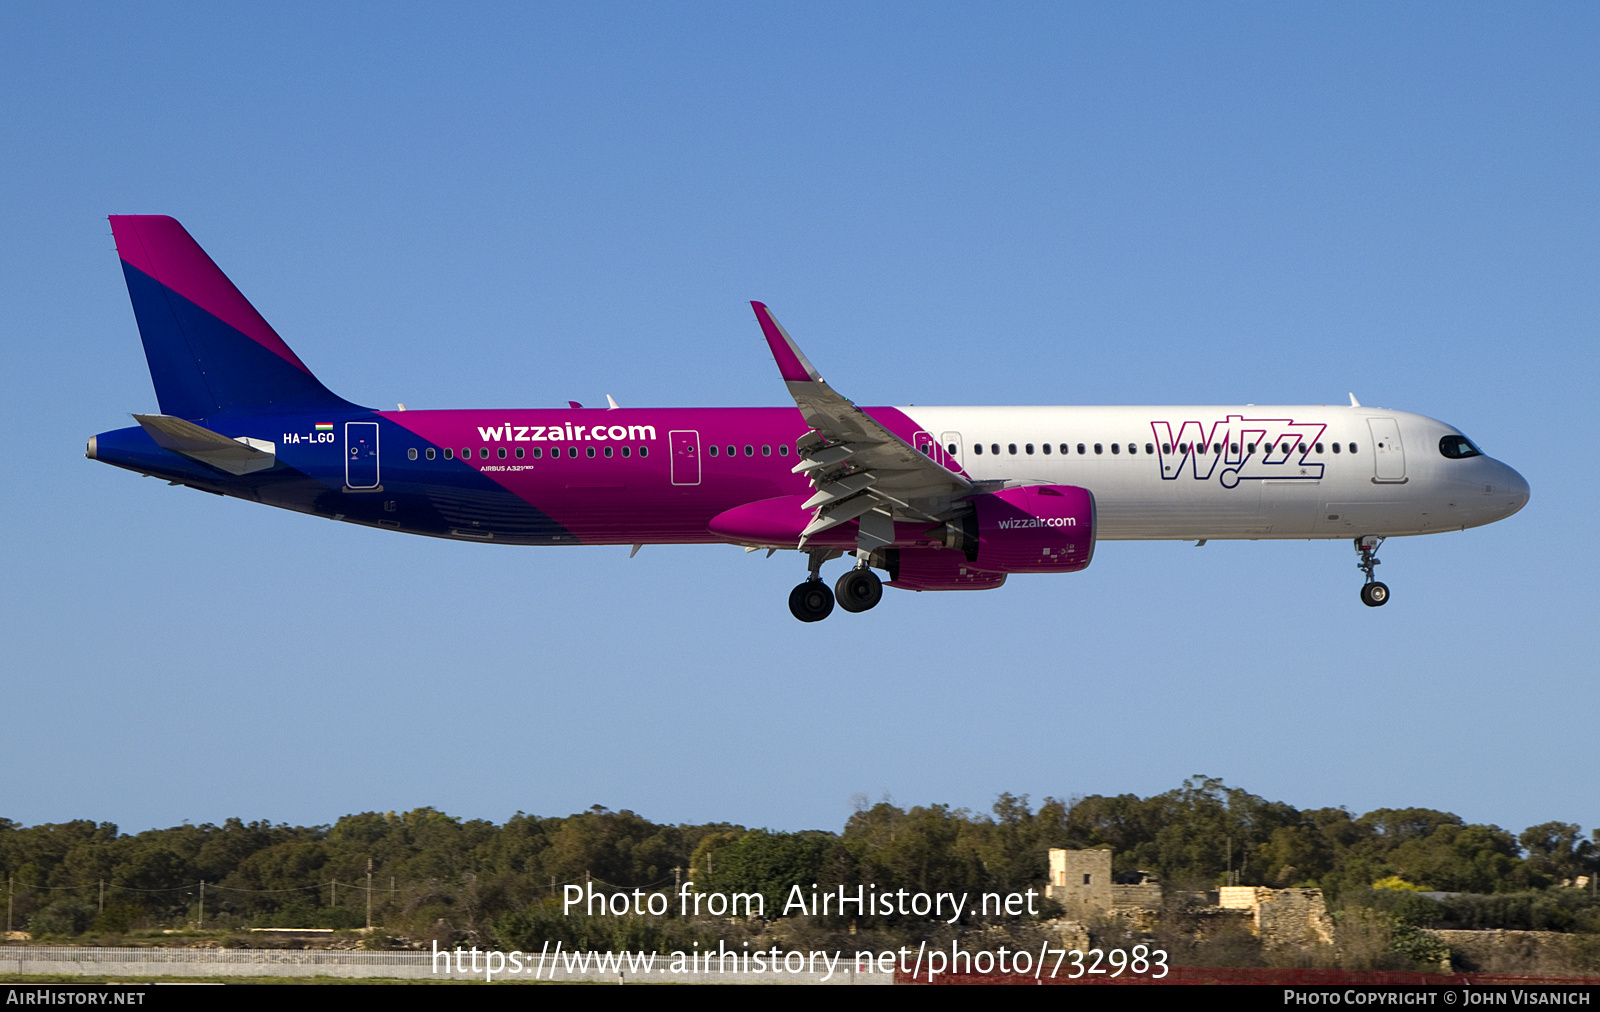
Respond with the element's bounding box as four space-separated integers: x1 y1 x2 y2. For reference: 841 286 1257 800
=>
1355 536 1389 607
788 549 841 622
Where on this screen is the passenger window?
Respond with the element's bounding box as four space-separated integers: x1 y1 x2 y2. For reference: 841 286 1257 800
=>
1042 443 1051 454
1315 442 1324 453
1008 444 1017 455
604 446 613 458
1349 442 1358 453
586 446 596 458
762 445 771 456
568 446 578 458
1230 443 1238 454
779 444 789 456
426 448 436 460
497 447 507 459
621 446 630 458
726 445 736 457
1025 443 1034 455
516 447 525 459
1162 444 1171 454
973 443 983 455
461 447 470 459
744 445 754 457
444 448 453 459
1111 443 1120 454
991 444 1000 455
408 448 418 460
708 445 719 457
1127 443 1136 454
533 447 543 459
948 443 958 455
1094 443 1103 455
639 446 649 458
1247 443 1256 453
1077 443 1086 455
1332 443 1341 453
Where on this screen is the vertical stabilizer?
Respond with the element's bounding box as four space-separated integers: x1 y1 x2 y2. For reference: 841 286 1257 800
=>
110 215 355 419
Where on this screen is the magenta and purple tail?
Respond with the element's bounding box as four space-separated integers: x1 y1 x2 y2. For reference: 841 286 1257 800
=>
110 215 355 420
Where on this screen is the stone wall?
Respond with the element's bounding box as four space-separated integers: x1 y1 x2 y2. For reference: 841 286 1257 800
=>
1428 929 1600 976
1111 882 1163 911
1215 886 1334 948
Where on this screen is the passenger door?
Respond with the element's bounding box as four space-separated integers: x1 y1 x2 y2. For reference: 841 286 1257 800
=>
1367 417 1407 483
670 430 701 485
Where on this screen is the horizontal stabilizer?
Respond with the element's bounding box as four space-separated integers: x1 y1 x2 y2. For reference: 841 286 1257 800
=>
134 414 276 475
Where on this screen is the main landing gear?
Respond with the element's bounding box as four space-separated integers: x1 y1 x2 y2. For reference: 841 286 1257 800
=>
835 565 884 613
1355 536 1390 607
788 549 882 622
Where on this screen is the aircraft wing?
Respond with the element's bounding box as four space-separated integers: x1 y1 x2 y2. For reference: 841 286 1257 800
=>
751 302 973 549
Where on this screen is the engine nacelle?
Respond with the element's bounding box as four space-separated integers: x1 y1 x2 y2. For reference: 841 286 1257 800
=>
882 547 1008 591
879 485 1094 590
968 484 1096 574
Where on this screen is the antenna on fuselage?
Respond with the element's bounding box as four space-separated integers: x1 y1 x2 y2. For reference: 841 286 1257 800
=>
1348 393 1361 407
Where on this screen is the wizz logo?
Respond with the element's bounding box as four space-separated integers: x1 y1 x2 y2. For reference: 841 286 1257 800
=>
1150 415 1326 488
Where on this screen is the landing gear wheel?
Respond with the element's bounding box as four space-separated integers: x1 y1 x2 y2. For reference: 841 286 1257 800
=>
834 567 883 613
789 581 835 622
1360 581 1390 607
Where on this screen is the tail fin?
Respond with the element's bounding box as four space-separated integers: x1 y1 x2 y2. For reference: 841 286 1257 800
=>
109 215 356 419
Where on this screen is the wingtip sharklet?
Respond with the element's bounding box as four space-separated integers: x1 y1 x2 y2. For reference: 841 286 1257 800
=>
751 301 822 384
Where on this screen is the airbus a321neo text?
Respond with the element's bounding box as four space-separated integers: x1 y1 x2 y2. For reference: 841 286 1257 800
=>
87 217 1529 621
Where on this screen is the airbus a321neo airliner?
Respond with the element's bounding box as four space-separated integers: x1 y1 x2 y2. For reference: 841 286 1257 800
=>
88 216 1529 621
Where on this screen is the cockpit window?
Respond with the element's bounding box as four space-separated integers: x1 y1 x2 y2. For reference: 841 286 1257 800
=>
1439 435 1482 459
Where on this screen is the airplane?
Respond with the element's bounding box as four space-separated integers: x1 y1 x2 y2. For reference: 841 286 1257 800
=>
87 216 1530 621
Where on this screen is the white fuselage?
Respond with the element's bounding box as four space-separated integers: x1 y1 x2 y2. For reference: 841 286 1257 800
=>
901 404 1528 540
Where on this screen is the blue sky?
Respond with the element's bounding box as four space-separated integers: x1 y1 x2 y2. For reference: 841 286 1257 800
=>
2 4 1595 841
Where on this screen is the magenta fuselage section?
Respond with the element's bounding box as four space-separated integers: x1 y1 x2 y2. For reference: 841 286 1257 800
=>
381 405 938 546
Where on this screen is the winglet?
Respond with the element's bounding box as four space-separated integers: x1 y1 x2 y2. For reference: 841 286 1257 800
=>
751 302 822 383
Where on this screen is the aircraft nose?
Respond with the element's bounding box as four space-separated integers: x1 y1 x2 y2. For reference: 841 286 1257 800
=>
1497 461 1530 516
1469 458 1529 522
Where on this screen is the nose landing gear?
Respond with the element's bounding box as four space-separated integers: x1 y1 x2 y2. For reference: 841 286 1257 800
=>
1355 536 1389 607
